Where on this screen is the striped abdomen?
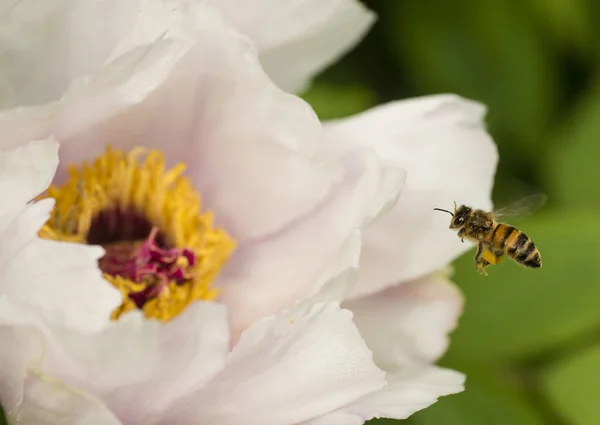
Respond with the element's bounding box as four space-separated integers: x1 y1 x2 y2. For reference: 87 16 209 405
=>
486 224 542 268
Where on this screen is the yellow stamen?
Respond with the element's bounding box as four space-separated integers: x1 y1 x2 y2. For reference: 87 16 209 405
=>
39 146 235 322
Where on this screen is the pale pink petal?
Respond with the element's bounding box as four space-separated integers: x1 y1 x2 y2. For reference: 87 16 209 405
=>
0 325 45 415
343 274 463 369
324 94 498 297
212 0 375 93
305 230 362 301
300 367 465 425
0 140 120 333
17 372 122 425
161 299 386 425
0 0 137 109
220 149 404 337
51 0 217 146
0 201 120 333
0 1 213 152
42 302 229 424
0 324 122 425
0 139 58 221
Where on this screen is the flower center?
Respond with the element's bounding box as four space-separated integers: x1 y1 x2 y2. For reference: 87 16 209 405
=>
39 146 235 322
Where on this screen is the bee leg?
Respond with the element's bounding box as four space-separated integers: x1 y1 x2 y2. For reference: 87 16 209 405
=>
474 242 496 275
458 228 465 243
475 242 482 257
476 260 490 276
474 242 487 274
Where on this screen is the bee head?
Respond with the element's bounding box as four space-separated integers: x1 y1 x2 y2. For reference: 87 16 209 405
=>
434 203 471 229
450 205 471 229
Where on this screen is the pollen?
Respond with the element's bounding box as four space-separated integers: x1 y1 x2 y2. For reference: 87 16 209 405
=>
39 146 235 322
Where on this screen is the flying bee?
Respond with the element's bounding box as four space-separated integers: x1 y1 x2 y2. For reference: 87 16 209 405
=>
433 194 547 275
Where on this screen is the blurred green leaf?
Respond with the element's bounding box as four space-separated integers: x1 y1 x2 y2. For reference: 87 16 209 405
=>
546 80 600 208
383 0 559 156
301 82 376 120
587 1 600 59
0 406 6 425
373 365 544 425
445 210 600 361
541 343 600 425
524 0 593 53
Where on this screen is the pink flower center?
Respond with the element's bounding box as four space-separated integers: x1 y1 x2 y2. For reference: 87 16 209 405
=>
94 208 195 309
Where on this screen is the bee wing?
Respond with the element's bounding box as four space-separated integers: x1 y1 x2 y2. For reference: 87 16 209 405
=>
492 194 548 219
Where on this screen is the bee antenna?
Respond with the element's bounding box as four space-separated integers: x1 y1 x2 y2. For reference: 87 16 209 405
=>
433 208 454 217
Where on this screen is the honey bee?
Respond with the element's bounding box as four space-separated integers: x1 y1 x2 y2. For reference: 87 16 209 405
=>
434 194 546 275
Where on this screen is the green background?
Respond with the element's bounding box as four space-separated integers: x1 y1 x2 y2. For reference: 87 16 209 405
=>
303 1 600 424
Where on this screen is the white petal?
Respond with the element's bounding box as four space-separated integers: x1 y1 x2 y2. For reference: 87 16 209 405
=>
301 367 465 425
219 149 404 337
342 367 465 421
305 230 362 302
105 0 208 60
212 0 376 93
162 301 385 425
16 371 122 425
0 140 120 333
1 213 120 333
0 325 45 415
0 0 138 109
52 0 211 145
43 302 229 423
0 201 120 333
0 325 121 425
343 273 463 369
0 1 210 151
323 94 498 297
0 138 58 224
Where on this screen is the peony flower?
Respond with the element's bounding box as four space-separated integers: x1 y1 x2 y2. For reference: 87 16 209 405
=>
0 0 496 422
